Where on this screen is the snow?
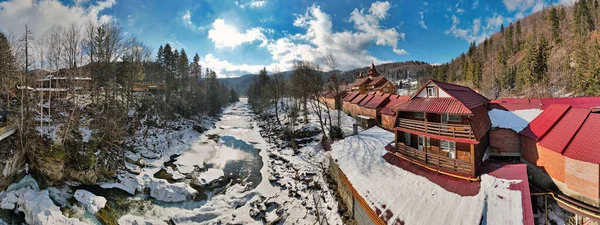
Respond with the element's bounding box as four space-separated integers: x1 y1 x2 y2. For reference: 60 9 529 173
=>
0 175 87 225
118 215 169 225
79 126 92 142
197 168 224 185
489 109 543 133
330 127 524 225
74 190 107 214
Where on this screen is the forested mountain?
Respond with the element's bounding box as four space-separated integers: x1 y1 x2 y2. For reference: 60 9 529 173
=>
433 0 600 98
339 61 434 83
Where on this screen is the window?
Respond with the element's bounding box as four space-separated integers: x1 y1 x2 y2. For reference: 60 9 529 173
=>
442 113 462 123
414 112 425 119
427 87 437 97
440 140 457 159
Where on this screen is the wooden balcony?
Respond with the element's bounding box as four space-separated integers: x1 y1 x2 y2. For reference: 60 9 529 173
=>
397 118 475 140
395 143 472 175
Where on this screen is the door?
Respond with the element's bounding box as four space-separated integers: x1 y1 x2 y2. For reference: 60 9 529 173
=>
441 113 448 124
448 141 456 159
418 136 424 150
404 132 411 146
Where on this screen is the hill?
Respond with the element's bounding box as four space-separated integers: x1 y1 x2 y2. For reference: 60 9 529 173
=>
434 1 600 98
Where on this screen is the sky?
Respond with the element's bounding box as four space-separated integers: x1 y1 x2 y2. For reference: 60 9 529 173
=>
0 0 576 78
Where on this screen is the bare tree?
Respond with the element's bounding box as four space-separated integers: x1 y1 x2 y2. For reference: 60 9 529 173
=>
270 65 286 125
323 53 341 137
63 22 81 69
291 60 329 141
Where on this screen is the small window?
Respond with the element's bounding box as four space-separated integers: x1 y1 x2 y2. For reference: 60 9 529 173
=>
414 112 425 119
440 140 457 159
427 87 437 97
442 113 462 123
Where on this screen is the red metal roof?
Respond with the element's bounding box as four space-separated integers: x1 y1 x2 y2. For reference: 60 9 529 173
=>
364 94 391 109
380 96 410 115
343 92 360 102
520 104 571 140
483 163 534 225
358 94 375 106
538 108 590 154
489 103 542 111
432 81 490 109
563 113 600 164
351 94 368 104
391 97 473 115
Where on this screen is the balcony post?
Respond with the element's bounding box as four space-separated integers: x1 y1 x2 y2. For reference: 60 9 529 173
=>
424 112 428 134
470 144 476 177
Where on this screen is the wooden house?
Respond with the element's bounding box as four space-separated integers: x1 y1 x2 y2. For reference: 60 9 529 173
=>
390 80 491 177
380 95 410 130
348 63 396 95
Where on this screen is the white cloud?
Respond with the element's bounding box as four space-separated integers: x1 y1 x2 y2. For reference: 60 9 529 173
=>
0 0 115 38
419 11 427 30
456 8 465 13
446 13 506 44
265 1 406 72
182 10 206 32
236 0 267 9
200 53 270 78
250 0 266 8
369 1 391 19
207 19 267 49
503 0 544 13
472 0 479 9
559 0 576 5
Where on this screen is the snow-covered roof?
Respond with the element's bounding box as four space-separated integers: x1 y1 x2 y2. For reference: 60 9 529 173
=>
330 127 526 225
488 109 543 133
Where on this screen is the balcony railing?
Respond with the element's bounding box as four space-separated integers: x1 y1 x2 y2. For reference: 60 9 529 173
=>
397 118 475 139
395 143 472 175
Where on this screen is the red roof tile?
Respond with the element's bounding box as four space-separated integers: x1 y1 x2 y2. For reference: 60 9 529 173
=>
391 98 473 115
538 108 590 154
434 81 489 110
351 94 368 104
563 113 600 164
540 97 600 107
520 104 571 140
381 96 410 115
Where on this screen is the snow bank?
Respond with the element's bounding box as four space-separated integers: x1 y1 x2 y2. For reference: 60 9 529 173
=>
330 127 524 225
198 168 224 185
0 176 87 225
489 109 543 133
146 176 197 202
118 215 169 225
74 190 107 214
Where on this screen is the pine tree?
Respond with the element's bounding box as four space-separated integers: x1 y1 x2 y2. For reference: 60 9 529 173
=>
0 32 17 95
518 39 538 90
505 23 514 53
574 40 590 94
586 41 600 96
178 48 189 91
549 7 561 43
191 53 201 81
515 20 522 50
535 37 551 85
500 24 505 34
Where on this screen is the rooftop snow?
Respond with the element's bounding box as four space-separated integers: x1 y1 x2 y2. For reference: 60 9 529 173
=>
488 109 543 133
330 127 525 225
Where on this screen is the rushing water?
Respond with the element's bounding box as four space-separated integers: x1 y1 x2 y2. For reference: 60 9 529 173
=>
0 100 268 224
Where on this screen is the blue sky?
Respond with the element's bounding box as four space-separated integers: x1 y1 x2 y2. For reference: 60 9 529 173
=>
0 0 576 77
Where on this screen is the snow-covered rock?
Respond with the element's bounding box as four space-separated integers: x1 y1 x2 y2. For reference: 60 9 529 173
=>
198 168 224 185
118 215 169 225
146 177 197 202
74 190 107 214
0 176 87 225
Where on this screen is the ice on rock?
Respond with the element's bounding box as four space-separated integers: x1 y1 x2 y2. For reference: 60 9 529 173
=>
198 168 224 185
74 190 107 214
